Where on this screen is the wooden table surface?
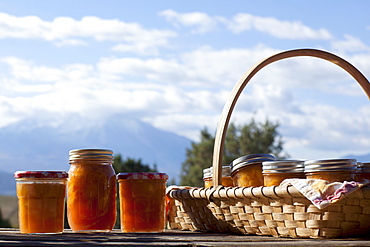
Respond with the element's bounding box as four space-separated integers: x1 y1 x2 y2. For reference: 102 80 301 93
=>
0 229 369 246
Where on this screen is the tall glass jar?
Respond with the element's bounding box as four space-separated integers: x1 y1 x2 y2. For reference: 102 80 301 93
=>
15 171 68 234
67 149 117 232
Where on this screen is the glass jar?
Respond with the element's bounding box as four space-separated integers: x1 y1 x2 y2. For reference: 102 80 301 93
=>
117 172 168 233
14 171 68 234
262 160 305 186
67 149 117 232
304 159 357 183
203 166 233 188
230 154 276 187
356 162 370 181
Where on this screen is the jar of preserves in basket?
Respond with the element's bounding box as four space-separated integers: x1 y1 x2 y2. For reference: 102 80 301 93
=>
67 149 117 232
117 172 168 233
15 171 68 234
203 166 233 188
356 162 370 181
304 159 357 183
262 160 305 186
230 154 276 187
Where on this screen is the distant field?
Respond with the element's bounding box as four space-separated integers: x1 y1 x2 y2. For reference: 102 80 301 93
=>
0 195 18 228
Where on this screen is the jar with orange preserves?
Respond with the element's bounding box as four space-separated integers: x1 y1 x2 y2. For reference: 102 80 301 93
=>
15 171 68 234
117 172 168 233
203 166 233 188
304 159 357 183
230 154 276 187
356 162 370 181
262 160 305 186
67 149 116 232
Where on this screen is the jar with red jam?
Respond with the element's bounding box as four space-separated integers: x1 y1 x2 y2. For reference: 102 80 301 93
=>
67 149 117 232
304 159 357 183
262 160 305 186
230 154 276 187
203 166 233 188
15 171 68 234
117 172 168 233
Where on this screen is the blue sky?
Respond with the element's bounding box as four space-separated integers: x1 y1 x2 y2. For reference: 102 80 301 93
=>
0 1 370 161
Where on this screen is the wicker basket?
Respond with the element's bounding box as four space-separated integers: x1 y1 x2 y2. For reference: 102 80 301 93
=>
167 48 370 239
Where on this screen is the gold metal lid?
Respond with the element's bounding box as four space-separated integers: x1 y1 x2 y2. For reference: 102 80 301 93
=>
69 149 114 161
262 160 304 173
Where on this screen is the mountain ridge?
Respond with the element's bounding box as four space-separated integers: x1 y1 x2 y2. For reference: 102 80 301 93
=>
0 114 193 195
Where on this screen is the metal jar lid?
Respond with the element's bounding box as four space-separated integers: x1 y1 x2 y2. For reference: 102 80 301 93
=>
230 153 276 175
262 160 304 174
203 168 212 179
203 166 231 178
69 149 114 161
357 162 370 173
304 159 357 173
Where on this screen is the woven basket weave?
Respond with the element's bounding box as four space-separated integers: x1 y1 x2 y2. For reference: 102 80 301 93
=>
167 48 370 239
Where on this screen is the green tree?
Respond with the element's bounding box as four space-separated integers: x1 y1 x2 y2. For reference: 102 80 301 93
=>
179 119 289 187
179 128 214 187
113 154 158 173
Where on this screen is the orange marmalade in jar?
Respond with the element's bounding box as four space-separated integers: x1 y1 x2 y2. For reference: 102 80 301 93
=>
117 172 168 233
230 154 276 187
203 166 233 188
304 159 357 183
262 160 305 186
67 149 116 232
15 171 68 234
356 162 370 181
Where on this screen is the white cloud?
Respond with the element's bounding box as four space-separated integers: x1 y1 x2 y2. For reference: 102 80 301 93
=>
159 9 218 34
1 35 369 159
159 10 332 40
331 34 370 54
0 13 176 54
226 13 332 40
1 57 65 82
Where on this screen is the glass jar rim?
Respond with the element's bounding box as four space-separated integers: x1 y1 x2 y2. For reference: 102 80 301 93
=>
117 172 168 180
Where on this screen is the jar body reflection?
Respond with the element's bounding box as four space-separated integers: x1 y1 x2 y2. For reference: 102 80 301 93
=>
67 149 117 232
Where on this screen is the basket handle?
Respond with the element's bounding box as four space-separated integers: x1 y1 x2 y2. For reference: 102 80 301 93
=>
212 48 370 187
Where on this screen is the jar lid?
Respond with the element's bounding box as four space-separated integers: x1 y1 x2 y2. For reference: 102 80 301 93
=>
203 166 231 178
203 168 212 178
69 149 113 161
230 153 276 174
262 160 304 173
304 159 357 173
358 162 370 173
117 172 168 180
14 171 68 179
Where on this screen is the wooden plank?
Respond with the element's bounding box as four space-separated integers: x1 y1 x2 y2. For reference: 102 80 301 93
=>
0 229 369 246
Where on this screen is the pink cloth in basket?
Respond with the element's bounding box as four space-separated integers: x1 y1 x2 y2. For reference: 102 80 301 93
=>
280 179 369 209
